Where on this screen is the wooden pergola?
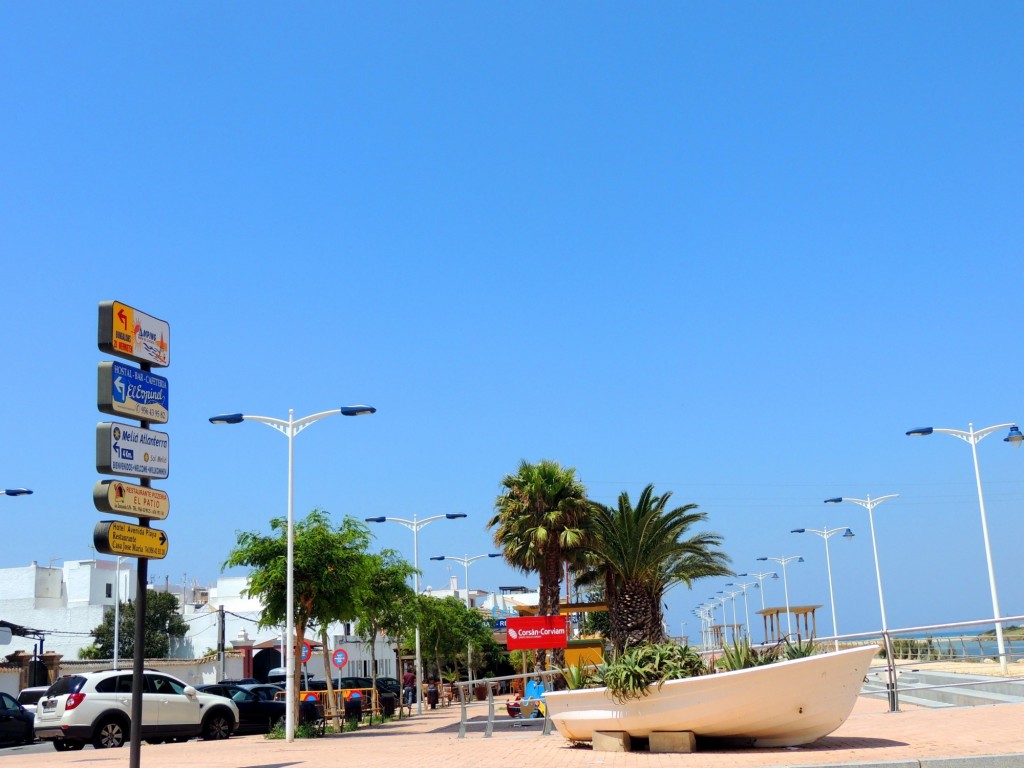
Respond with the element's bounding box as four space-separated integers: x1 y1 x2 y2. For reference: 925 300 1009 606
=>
755 604 822 643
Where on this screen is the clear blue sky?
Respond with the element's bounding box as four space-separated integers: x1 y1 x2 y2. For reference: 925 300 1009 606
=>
2 3 1022 643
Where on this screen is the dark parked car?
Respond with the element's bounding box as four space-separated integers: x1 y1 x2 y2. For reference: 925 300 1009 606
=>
332 676 400 696
196 684 321 734
0 692 34 746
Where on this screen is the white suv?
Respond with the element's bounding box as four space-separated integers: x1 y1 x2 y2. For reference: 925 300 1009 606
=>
34 669 238 751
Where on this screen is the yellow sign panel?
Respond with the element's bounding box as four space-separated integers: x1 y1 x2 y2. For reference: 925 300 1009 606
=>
98 301 170 367
94 520 169 560
93 480 170 520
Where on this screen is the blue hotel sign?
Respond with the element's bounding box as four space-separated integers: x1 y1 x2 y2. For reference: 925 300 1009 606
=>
97 361 169 423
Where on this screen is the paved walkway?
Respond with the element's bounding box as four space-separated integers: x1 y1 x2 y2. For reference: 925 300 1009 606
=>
4 696 1024 768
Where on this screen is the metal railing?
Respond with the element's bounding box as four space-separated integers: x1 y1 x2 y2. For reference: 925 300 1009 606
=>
454 669 562 738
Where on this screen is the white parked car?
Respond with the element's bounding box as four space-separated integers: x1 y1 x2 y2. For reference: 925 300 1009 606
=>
34 669 238 751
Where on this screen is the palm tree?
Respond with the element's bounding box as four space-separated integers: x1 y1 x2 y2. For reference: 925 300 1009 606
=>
583 484 731 653
488 459 589 668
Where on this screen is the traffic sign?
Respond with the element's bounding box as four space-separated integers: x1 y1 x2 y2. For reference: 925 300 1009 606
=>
98 362 169 423
93 480 169 520
94 520 169 559
332 648 349 669
98 301 170 367
300 641 313 663
96 422 169 479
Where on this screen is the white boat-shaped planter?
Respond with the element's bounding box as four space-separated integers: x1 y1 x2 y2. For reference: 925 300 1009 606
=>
545 644 878 748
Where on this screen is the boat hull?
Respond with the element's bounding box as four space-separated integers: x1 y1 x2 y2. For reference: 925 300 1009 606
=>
546 644 878 748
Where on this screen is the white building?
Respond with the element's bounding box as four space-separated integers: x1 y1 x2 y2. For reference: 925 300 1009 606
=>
0 559 135 659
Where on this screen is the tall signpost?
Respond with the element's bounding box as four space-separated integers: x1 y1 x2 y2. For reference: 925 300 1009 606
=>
95 301 170 768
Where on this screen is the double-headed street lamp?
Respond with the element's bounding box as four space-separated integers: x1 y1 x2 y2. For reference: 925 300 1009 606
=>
725 581 758 640
717 589 742 642
737 570 777 643
791 526 853 650
907 422 1022 674
429 552 501 677
366 513 466 714
756 556 803 638
211 405 376 741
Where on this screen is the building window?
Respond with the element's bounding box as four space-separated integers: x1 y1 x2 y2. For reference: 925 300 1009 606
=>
106 583 113 598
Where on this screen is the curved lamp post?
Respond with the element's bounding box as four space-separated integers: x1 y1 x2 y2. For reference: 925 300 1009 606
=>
907 422 1022 674
737 570 778 643
429 552 500 676
211 404 375 740
756 556 803 638
824 495 897 637
792 526 854 650
725 581 758 640
366 513 466 713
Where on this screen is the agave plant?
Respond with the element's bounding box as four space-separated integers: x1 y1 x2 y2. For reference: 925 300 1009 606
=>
596 643 708 703
783 637 818 659
560 658 600 690
717 637 780 671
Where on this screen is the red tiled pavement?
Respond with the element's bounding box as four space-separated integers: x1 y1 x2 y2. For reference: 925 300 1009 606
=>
6 696 1024 768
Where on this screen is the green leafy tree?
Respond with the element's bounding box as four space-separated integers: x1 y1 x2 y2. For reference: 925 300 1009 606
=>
489 459 589 668
223 508 371 726
418 596 494 680
83 590 188 659
582 484 731 653
353 550 417 715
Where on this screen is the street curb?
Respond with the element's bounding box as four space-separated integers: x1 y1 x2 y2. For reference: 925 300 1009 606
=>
780 755 1024 768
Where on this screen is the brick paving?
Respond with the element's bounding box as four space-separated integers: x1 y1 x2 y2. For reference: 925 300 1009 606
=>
4 695 1024 768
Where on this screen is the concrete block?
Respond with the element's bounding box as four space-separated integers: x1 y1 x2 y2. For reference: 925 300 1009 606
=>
650 730 697 753
592 731 631 752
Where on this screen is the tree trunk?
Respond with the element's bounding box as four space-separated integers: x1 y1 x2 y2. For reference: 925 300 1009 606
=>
320 627 341 731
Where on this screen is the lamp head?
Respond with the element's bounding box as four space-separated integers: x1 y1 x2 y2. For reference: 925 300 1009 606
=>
445 513 467 520
430 556 445 561
824 497 842 504
340 405 376 416
791 528 806 534
906 427 933 437
364 516 386 523
209 413 245 424
843 528 855 539
756 557 768 562
3 488 32 496
772 573 780 580
1004 425 1023 447
488 553 502 558
797 556 805 563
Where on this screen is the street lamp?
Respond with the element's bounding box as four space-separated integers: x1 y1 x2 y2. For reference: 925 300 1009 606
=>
210 404 375 740
737 571 778 643
708 595 729 646
366 513 466 714
907 422 1021 674
725 581 758 640
429 552 501 677
717 590 742 643
791 526 854 651
756 556 803 638
824 495 897 638
2 488 32 496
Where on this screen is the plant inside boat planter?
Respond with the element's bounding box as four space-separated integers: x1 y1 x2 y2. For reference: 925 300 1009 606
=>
591 643 711 703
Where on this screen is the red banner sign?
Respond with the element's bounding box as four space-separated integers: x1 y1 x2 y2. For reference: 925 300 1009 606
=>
505 616 568 650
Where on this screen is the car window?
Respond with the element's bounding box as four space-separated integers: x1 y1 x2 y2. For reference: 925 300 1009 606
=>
147 674 187 695
0 693 19 711
229 689 254 702
46 676 86 697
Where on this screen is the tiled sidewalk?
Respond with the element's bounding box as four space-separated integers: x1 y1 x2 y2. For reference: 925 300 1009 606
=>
4 696 1024 768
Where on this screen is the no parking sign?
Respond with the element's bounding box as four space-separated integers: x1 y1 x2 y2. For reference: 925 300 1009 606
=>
300 641 313 663
332 648 349 669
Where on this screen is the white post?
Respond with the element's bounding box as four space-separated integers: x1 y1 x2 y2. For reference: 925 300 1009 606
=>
968 424 1008 674
285 409 296 742
113 557 121 670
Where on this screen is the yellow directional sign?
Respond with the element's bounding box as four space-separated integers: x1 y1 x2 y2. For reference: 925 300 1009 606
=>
93 520 169 560
92 480 169 520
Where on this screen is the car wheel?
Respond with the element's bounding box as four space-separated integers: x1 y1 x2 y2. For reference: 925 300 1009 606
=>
202 711 233 740
53 739 85 752
93 717 128 749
